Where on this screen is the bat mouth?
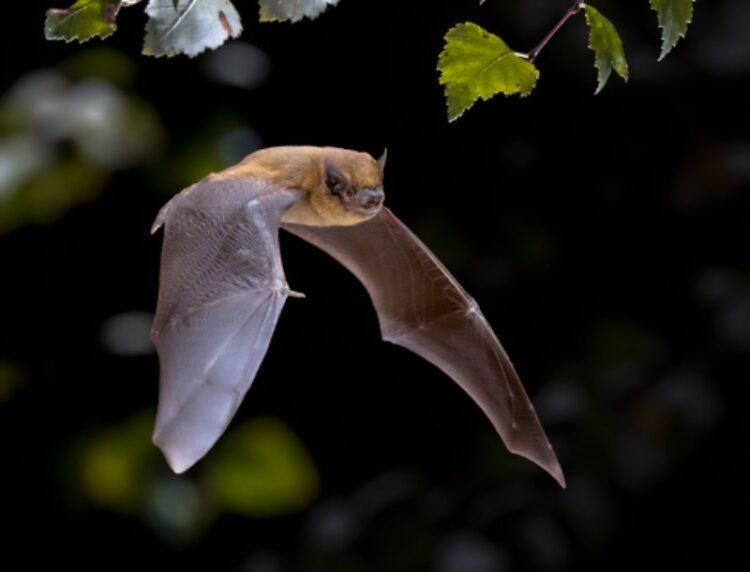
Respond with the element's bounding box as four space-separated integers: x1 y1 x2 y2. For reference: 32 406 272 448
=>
354 188 384 215
354 204 383 217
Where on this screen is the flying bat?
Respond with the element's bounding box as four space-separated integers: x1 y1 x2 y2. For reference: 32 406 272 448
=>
150 146 565 487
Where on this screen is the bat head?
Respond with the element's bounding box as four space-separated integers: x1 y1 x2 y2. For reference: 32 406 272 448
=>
312 149 386 226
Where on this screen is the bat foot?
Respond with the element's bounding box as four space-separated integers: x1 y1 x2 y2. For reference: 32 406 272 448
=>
286 288 306 299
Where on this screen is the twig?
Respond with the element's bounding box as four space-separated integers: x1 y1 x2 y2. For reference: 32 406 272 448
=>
524 0 585 63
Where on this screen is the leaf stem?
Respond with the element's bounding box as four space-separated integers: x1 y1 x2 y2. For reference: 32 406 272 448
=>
525 0 585 63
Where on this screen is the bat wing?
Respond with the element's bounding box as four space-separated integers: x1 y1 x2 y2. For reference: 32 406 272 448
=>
151 175 301 473
283 208 565 487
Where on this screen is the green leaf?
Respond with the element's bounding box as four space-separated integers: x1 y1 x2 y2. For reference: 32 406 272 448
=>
584 5 629 94
437 22 540 121
45 0 123 43
76 413 156 511
649 0 694 60
143 0 243 58
259 0 340 23
205 417 319 516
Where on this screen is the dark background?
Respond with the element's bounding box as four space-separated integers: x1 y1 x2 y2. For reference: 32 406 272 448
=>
1 1 748 570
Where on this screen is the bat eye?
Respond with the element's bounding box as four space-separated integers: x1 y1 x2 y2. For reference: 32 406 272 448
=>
345 190 353 198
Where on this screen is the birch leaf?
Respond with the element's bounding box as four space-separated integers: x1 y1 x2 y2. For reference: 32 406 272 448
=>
45 0 123 42
259 0 340 23
649 0 694 60
143 0 242 58
438 22 539 121
584 5 629 94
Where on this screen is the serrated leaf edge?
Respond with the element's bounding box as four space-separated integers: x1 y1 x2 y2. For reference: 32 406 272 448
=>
437 23 539 121
583 4 628 95
45 25 117 44
258 0 340 24
141 0 244 59
44 0 120 44
649 0 694 61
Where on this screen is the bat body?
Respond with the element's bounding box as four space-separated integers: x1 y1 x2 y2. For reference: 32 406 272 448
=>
151 146 565 487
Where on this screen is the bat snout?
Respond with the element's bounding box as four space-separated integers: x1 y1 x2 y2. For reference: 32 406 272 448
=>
360 188 384 210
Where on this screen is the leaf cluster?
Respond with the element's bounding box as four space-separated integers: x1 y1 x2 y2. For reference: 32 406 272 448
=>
43 0 697 120
44 0 340 58
438 0 695 120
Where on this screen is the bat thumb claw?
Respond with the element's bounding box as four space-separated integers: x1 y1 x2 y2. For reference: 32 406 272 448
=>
286 289 306 299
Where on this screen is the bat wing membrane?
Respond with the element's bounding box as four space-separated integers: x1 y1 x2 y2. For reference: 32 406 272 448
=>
283 208 565 487
152 175 301 473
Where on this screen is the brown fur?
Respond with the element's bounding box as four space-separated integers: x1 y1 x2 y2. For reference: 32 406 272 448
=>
222 146 384 227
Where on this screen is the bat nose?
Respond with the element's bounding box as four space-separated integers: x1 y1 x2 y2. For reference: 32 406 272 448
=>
361 188 384 210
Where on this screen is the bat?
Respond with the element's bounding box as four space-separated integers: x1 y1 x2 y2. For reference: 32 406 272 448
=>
150 146 565 487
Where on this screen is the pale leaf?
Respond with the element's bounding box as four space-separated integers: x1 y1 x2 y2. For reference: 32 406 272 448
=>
143 0 243 58
259 0 340 23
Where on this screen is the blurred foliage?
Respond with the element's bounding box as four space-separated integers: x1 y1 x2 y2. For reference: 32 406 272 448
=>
0 51 162 233
73 411 213 542
61 47 138 86
100 311 156 356
73 413 318 540
205 417 320 517
0 46 268 233
77 412 156 510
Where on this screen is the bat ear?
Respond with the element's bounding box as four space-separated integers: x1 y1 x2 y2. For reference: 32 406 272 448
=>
324 159 348 193
377 148 387 174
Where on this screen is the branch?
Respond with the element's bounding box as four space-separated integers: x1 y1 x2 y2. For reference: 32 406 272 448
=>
524 0 585 63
